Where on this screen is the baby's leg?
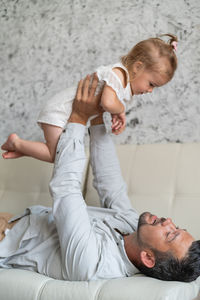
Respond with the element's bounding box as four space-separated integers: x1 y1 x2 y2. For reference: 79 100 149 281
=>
1 124 63 163
41 123 63 162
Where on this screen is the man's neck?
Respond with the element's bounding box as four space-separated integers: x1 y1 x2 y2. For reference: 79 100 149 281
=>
124 232 141 266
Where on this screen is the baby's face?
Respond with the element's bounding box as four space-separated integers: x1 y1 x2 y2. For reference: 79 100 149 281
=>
130 67 169 95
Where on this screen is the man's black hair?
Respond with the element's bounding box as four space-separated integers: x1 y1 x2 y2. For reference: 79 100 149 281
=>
137 240 200 282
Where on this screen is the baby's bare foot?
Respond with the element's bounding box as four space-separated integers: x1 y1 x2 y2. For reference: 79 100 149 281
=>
1 134 23 159
1 133 19 152
2 151 24 159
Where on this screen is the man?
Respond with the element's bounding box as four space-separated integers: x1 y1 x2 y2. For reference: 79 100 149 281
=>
0 75 200 282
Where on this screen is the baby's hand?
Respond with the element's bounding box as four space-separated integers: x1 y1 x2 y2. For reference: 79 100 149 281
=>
111 112 126 135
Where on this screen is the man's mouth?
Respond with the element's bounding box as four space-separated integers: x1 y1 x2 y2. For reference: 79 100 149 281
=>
150 215 157 225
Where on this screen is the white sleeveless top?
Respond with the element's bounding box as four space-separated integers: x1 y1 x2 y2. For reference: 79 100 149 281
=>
96 62 132 106
37 62 133 129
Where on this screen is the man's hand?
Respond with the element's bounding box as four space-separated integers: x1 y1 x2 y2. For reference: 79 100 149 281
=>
68 74 104 125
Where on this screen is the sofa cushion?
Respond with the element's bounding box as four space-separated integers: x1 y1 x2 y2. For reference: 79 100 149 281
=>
0 153 89 215
0 156 54 214
0 269 199 300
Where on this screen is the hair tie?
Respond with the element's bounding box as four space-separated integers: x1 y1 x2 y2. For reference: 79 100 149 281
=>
171 41 177 51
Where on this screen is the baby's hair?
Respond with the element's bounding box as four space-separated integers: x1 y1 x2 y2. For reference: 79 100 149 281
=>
121 33 178 81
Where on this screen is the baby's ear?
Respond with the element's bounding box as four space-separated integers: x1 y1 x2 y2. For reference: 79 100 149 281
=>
140 250 155 268
133 61 144 73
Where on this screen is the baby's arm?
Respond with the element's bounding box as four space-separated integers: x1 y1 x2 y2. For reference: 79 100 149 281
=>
100 67 127 134
100 67 126 113
100 85 125 114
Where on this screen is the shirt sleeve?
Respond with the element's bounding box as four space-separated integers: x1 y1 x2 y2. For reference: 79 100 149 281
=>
49 123 100 281
89 124 138 217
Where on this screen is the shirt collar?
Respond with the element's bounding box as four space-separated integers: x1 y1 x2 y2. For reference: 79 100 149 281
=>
111 226 139 276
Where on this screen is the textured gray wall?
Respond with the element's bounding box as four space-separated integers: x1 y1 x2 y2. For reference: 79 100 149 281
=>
0 0 200 145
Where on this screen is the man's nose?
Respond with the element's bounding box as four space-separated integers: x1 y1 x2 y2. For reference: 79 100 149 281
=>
161 217 171 225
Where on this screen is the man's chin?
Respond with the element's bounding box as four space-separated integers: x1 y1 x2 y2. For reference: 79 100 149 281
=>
138 212 150 229
137 212 151 246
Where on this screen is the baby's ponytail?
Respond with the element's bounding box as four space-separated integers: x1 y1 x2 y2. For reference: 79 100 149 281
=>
159 33 178 52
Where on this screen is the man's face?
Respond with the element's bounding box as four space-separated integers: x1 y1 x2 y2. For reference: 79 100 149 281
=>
137 212 195 260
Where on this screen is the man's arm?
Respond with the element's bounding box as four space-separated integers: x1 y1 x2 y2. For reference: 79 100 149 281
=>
89 121 137 214
49 75 103 281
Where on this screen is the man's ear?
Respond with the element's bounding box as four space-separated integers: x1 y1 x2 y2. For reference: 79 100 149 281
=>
132 61 144 74
140 250 155 268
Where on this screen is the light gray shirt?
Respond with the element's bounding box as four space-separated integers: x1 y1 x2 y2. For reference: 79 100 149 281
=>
0 123 139 281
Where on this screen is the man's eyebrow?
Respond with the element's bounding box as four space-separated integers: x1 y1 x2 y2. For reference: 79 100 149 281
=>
153 82 158 87
151 81 159 87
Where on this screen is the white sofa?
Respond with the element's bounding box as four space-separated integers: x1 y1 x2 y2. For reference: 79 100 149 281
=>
0 143 200 300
